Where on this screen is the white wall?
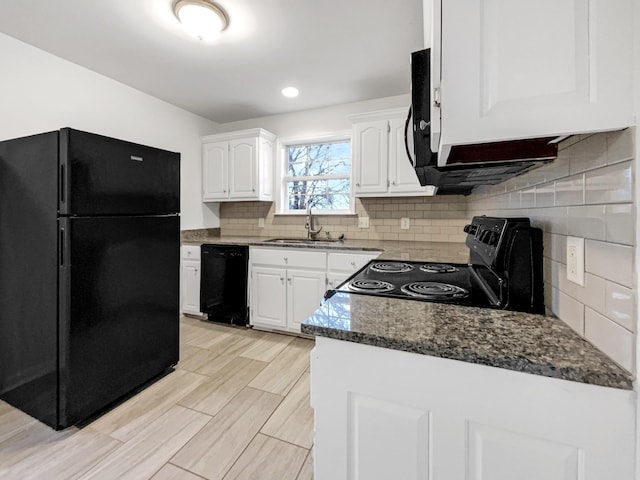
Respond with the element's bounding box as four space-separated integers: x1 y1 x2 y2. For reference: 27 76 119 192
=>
213 94 410 139
0 33 220 230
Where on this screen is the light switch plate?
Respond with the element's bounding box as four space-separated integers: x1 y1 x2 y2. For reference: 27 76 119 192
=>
400 217 410 230
358 216 369 228
566 236 585 286
258 218 265 228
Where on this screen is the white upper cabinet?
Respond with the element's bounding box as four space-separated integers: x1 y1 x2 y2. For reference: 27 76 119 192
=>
352 118 388 195
427 0 634 160
351 109 434 197
202 141 228 200
202 129 276 202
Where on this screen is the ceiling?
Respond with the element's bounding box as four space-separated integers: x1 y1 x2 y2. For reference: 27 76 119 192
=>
0 0 424 124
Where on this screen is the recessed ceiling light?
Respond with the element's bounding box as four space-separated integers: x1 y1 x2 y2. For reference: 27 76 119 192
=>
173 0 228 41
281 87 299 98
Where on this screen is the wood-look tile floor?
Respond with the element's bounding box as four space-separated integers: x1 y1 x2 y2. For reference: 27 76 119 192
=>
0 317 315 480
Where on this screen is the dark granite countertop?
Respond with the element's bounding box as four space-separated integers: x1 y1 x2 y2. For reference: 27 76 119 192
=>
182 235 470 262
301 292 634 390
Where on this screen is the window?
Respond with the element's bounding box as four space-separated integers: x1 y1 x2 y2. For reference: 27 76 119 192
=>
282 137 352 214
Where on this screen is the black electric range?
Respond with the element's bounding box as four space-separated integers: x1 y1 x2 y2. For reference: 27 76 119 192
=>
327 216 545 314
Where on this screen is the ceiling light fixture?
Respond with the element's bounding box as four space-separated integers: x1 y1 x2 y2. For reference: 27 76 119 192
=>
281 87 299 98
173 0 228 41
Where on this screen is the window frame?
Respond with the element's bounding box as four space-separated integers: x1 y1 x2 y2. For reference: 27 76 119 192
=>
276 131 354 215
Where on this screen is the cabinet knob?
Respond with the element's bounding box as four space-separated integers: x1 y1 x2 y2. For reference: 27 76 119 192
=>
356 183 360 187
280 276 284 283
194 269 198 273
391 181 396 186
283 257 288 263
287 277 292 284
350 261 356 267
252 188 255 192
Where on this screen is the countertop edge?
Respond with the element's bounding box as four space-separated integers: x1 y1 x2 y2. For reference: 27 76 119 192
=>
301 324 633 390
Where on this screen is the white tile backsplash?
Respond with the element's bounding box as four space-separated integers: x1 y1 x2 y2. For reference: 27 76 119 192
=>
584 161 633 204
554 174 584 206
521 188 535 208
585 240 634 288
605 203 634 246
468 129 636 373
567 133 608 175
606 129 634 165
543 233 566 263
558 291 585 336
567 205 606 241
535 183 555 208
605 282 636 333
558 266 607 317
584 307 634 373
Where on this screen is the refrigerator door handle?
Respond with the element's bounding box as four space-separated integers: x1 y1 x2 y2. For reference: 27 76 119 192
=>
59 164 65 205
59 227 65 266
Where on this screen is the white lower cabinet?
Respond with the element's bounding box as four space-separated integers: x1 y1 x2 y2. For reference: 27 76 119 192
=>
250 247 381 334
311 337 636 480
250 247 327 334
250 265 288 329
286 268 327 333
326 251 381 290
181 246 203 317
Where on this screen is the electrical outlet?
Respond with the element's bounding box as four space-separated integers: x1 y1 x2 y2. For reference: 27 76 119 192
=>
258 218 265 228
566 236 585 286
358 216 369 228
400 217 410 230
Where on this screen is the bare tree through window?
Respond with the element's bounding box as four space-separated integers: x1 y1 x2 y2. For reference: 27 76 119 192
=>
285 140 351 212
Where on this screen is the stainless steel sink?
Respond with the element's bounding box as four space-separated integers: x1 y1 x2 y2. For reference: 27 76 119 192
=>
262 238 344 245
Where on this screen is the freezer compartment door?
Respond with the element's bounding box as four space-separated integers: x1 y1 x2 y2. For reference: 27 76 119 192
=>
58 215 179 428
59 128 180 216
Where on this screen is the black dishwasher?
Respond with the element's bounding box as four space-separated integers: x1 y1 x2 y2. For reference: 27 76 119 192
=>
200 244 249 326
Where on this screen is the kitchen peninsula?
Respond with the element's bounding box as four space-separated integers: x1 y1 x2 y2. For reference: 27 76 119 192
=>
302 295 635 480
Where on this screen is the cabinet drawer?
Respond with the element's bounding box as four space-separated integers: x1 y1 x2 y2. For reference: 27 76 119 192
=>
181 245 201 261
328 251 380 272
251 248 326 269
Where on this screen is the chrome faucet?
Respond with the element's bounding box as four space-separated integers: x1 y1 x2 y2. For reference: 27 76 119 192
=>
305 204 322 239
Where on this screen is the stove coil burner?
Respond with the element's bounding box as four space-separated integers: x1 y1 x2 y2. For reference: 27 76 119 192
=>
369 262 414 274
348 279 395 294
419 264 459 274
400 282 469 300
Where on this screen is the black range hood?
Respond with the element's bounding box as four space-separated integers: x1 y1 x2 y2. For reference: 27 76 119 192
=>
409 49 558 195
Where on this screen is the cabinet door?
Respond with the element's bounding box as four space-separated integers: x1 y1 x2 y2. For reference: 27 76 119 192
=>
286 268 326 334
251 265 287 329
438 0 633 153
182 260 202 315
388 117 426 195
327 251 381 289
353 121 389 196
202 141 228 201
229 137 258 199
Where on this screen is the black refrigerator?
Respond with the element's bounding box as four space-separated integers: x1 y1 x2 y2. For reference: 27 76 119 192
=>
0 128 180 429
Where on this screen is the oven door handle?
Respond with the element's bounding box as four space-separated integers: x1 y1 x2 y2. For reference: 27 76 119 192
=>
469 266 503 307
